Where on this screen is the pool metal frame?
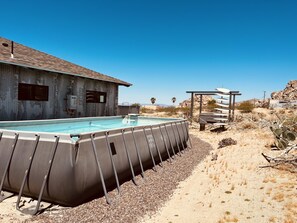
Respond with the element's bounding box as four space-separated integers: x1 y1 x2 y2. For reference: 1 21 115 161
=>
0 116 192 215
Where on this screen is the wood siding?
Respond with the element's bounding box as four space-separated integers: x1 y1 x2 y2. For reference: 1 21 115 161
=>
0 63 119 121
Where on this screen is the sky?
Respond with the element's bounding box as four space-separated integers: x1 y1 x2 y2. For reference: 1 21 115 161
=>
1 0 296 105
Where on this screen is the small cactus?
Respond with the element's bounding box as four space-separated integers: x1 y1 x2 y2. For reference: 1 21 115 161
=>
270 115 297 150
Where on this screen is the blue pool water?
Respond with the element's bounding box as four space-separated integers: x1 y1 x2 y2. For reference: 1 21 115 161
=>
0 117 179 134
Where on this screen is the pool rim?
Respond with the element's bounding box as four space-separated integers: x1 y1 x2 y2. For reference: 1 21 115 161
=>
0 116 187 142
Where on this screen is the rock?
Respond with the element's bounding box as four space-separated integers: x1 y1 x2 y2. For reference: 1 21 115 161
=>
179 95 213 108
218 138 237 149
211 153 218 161
271 80 297 100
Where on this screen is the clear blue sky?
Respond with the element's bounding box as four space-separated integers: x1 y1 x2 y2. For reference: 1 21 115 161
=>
1 0 296 105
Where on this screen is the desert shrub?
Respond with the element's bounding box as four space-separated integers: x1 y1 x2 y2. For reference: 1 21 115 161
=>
156 106 178 115
178 106 190 113
237 121 257 129
141 107 154 114
177 106 190 118
207 99 217 111
166 106 178 116
131 103 141 107
237 101 254 113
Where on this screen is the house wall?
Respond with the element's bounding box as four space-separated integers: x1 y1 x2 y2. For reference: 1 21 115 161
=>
0 63 119 121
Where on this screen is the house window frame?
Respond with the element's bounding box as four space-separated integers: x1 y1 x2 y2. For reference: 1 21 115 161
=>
18 83 49 101
86 90 107 103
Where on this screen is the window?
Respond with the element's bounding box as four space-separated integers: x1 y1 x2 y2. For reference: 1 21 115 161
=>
18 83 49 101
86 90 106 103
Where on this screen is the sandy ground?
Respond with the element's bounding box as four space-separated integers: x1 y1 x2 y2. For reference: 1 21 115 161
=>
0 196 31 222
140 127 297 223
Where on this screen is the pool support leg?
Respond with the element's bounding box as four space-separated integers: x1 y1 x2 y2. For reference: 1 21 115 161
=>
24 136 60 215
131 128 145 178
143 128 157 172
159 125 172 162
91 134 111 204
150 126 163 167
0 133 19 202
164 124 177 158
121 129 137 185
104 132 121 194
186 121 193 149
182 121 192 149
180 121 189 150
171 123 182 156
16 134 40 212
174 122 186 152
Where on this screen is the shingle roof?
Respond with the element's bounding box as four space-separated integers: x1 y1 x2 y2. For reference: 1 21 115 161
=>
0 37 131 87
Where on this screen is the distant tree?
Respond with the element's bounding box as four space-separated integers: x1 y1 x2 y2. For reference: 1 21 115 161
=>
131 103 141 107
150 97 156 105
172 97 176 104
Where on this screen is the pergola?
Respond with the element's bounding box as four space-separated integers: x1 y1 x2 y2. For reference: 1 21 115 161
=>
186 90 242 125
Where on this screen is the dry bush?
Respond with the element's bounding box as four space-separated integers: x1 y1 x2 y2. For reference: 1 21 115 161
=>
206 99 216 112
237 101 254 113
140 107 154 114
236 121 258 130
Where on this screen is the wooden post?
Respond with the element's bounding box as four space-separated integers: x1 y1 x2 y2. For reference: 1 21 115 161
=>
190 93 194 123
199 95 202 115
200 123 205 131
228 93 232 122
232 95 236 121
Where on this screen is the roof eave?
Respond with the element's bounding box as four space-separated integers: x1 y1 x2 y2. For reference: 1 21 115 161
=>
0 60 132 87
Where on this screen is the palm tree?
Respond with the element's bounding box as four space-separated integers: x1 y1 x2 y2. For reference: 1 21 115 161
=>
150 97 156 105
172 97 176 105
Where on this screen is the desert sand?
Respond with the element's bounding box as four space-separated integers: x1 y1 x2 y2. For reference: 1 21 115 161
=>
140 110 297 223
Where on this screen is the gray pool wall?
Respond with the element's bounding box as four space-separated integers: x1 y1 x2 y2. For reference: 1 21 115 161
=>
0 117 189 206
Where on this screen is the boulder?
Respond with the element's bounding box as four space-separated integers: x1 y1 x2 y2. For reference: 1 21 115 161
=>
271 80 297 100
179 95 213 108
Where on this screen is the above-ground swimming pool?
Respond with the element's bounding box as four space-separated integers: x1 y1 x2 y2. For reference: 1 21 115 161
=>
0 115 190 214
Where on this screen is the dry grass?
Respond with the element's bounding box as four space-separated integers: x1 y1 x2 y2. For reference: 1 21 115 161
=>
218 215 239 223
236 121 257 130
263 176 277 183
272 192 285 202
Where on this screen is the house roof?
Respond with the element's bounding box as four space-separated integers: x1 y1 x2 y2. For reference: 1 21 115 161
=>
0 37 131 87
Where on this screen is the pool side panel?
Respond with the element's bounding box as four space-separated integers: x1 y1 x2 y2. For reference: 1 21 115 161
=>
0 120 189 206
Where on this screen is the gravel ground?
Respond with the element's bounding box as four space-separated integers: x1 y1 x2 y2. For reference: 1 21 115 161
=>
30 135 212 223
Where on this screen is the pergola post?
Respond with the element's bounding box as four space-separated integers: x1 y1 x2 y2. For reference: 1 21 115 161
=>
199 95 202 115
228 92 232 122
190 92 194 123
232 95 236 121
